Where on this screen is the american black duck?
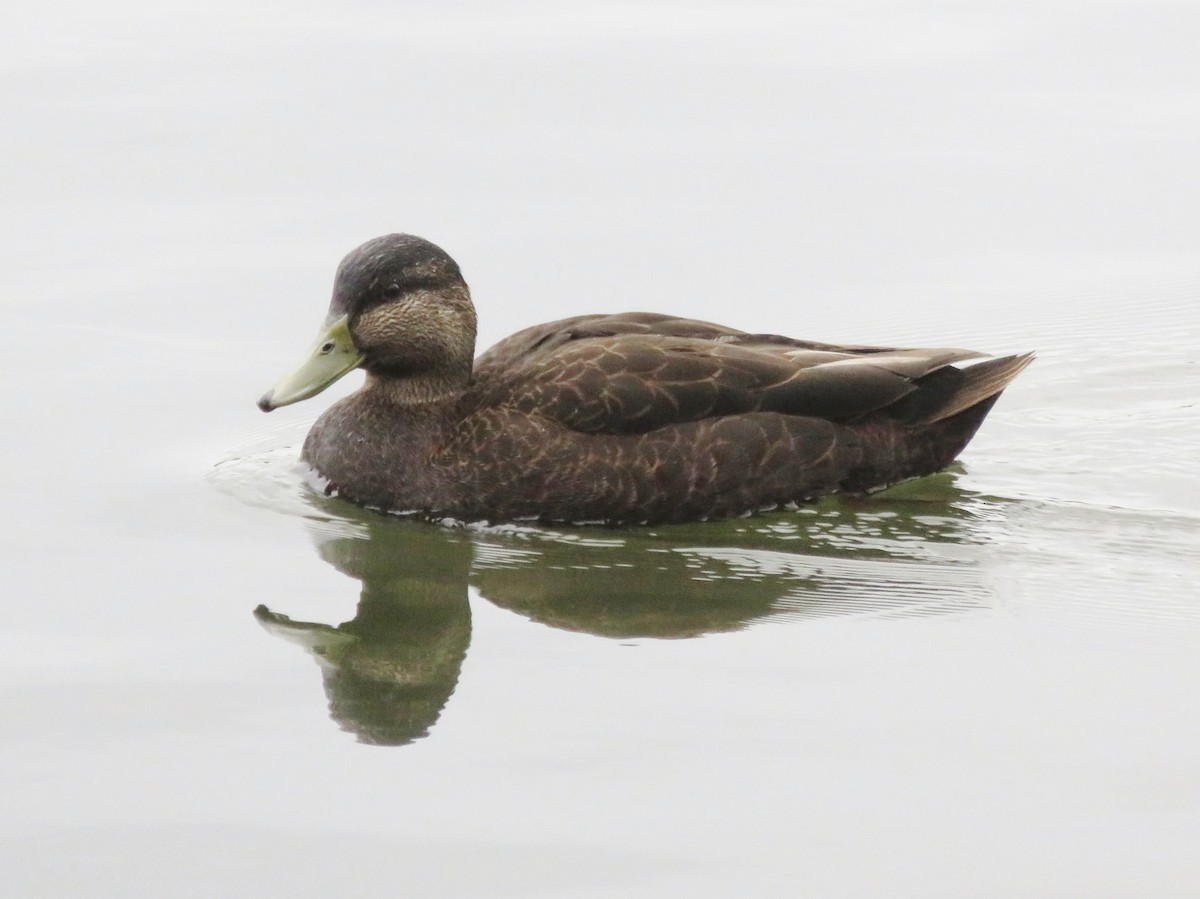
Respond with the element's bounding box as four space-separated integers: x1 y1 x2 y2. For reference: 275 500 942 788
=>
258 234 1033 525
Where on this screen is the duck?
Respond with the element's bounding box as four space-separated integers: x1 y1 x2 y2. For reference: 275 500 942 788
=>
258 234 1033 525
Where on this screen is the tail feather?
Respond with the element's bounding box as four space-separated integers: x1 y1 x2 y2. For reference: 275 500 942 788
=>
920 352 1035 424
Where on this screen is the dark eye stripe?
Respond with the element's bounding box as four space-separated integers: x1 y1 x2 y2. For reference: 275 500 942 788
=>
347 274 462 320
376 275 455 301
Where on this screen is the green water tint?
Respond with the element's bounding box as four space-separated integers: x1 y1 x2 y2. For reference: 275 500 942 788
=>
258 473 1000 745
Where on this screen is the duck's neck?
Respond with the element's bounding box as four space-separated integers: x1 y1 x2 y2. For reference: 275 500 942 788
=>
362 368 470 406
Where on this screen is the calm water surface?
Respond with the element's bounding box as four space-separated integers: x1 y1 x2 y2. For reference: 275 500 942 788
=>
4 2 1199 896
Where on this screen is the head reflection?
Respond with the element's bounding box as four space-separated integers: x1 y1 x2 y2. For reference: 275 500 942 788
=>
256 521 472 746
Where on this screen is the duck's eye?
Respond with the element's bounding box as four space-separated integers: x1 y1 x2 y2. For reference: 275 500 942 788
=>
319 341 336 355
383 284 403 299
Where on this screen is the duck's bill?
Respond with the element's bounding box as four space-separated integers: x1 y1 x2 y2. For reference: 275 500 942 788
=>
257 314 363 412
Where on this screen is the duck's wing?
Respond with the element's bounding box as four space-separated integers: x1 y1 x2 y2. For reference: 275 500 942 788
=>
472 313 1025 436
475 312 904 372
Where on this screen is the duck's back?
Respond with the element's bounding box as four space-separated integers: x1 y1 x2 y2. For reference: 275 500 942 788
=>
435 313 1032 524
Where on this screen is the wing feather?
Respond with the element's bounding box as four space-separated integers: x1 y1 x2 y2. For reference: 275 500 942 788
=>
471 312 1017 436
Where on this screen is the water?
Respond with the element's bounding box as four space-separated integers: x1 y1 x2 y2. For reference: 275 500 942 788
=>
4 2 1200 896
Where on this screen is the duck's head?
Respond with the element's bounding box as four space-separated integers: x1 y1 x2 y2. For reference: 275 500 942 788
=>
258 234 476 411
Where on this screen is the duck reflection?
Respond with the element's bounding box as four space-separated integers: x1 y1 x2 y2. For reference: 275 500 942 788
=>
256 472 1000 746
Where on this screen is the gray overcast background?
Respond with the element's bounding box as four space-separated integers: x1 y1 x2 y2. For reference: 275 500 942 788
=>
5 0 1198 348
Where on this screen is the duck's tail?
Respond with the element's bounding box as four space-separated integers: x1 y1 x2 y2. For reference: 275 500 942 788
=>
919 352 1036 425
896 351 1035 478
840 351 1035 493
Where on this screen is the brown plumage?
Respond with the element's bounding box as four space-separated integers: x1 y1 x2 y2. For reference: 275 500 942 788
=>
259 235 1033 525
